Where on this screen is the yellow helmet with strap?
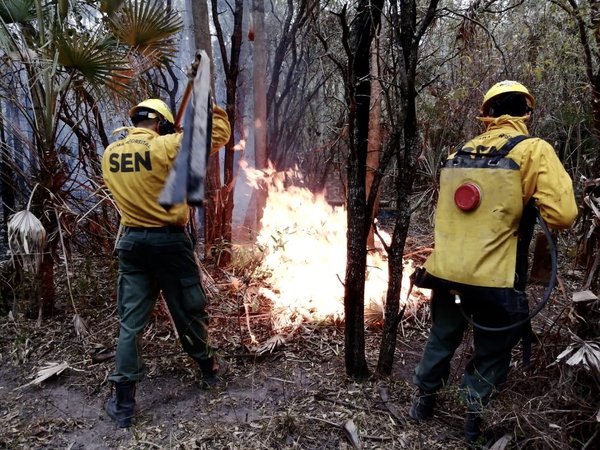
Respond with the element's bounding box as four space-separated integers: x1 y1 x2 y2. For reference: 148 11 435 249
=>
481 81 535 116
129 99 174 124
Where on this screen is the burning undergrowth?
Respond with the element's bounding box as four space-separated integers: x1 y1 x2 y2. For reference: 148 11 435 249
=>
240 162 420 331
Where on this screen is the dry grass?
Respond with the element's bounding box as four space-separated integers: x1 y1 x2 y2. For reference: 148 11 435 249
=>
0 236 598 449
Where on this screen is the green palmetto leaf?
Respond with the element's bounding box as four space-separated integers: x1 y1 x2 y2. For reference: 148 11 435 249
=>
56 31 130 88
0 0 35 24
0 23 15 53
108 0 182 66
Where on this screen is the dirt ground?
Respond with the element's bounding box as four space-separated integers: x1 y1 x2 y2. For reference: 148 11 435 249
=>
0 242 598 449
0 285 484 450
0 304 448 449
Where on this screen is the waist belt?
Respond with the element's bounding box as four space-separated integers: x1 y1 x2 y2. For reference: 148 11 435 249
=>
123 226 186 234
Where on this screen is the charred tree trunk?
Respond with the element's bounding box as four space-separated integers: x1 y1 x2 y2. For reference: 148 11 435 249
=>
343 0 383 380
366 32 383 249
210 0 244 266
0 110 15 245
252 0 268 231
33 157 62 317
377 0 440 376
191 0 221 262
591 78 600 173
191 0 215 79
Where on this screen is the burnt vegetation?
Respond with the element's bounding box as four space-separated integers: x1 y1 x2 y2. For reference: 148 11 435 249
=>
0 0 599 449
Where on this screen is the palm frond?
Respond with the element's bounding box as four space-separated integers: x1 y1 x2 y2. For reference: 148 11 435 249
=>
73 314 90 339
56 31 130 88
0 22 18 61
8 210 47 274
16 361 70 390
557 338 600 377
0 0 35 53
250 334 288 355
0 0 35 24
108 0 182 67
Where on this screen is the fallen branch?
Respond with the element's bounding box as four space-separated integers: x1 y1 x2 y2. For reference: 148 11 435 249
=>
378 386 406 426
314 393 372 412
582 428 599 450
91 351 115 363
306 416 392 443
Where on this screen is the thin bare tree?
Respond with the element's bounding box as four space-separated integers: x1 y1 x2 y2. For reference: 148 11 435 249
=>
342 0 384 379
377 0 441 376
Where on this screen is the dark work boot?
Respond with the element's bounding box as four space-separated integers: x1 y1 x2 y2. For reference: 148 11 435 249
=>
105 381 136 428
464 412 483 444
408 389 436 421
197 356 228 390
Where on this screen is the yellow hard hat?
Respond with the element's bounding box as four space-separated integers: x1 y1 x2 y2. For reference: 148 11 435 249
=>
129 99 174 124
481 80 535 115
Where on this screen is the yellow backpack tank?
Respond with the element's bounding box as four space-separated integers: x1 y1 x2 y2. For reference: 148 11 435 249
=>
424 136 531 288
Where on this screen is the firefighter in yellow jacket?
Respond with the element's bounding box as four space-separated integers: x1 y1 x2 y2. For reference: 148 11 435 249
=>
102 99 231 427
409 81 578 443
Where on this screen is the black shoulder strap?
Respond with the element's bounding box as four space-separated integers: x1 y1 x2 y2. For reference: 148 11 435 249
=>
453 135 532 159
495 135 531 157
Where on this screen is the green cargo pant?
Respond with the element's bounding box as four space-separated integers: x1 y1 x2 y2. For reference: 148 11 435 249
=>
413 286 528 411
108 228 213 383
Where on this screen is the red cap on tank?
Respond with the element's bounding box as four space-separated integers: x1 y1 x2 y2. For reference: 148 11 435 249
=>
454 182 481 211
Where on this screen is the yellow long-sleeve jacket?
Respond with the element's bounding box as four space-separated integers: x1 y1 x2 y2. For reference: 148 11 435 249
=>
424 115 578 288
102 105 231 228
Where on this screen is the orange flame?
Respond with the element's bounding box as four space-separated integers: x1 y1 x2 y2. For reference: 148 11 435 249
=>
242 162 416 329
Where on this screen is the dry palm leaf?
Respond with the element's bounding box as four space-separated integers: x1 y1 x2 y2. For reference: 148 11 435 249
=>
343 419 362 449
489 434 512 450
556 338 600 376
16 361 70 390
572 290 599 303
250 333 287 355
8 210 47 273
73 314 90 339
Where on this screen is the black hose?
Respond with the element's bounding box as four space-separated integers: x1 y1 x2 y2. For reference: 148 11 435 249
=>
457 208 558 332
